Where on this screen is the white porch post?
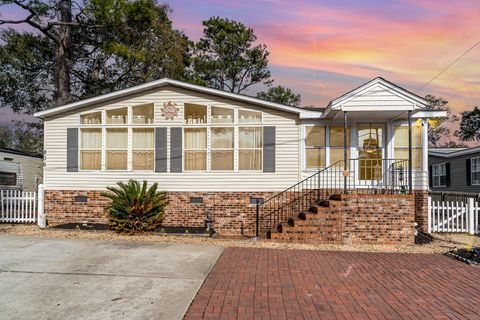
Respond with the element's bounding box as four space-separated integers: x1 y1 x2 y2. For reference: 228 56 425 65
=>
408 111 413 194
422 119 429 181
343 111 348 193
37 184 46 228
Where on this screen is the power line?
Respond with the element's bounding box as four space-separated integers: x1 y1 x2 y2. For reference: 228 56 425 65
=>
416 39 480 92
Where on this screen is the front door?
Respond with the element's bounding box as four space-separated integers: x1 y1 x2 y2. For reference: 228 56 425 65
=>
357 123 384 185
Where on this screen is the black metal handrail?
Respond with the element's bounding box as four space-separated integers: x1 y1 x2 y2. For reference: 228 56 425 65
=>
241 158 410 238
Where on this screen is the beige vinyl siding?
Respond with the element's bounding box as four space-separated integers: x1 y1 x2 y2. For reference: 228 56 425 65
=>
341 85 415 110
0 151 43 191
43 86 300 191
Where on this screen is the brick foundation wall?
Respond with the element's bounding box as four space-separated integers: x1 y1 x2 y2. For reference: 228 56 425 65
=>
44 190 275 235
341 194 415 245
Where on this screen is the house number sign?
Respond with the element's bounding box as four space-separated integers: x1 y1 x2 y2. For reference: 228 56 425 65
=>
161 101 178 120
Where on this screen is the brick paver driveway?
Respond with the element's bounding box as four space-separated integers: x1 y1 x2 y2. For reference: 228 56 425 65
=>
185 248 480 320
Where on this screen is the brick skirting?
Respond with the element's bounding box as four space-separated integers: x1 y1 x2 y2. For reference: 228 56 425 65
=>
44 190 276 235
44 189 427 240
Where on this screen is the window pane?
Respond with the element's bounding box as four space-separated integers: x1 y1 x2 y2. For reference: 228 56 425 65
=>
305 126 325 147
330 149 350 165
184 103 207 124
184 128 207 149
239 110 262 123
239 150 262 170
132 103 154 124
81 129 101 149
80 151 101 170
239 127 262 148
106 129 128 148
106 151 127 170
358 124 383 148
106 108 127 124
440 175 447 186
80 112 101 124
211 107 234 123
394 125 422 147
133 128 154 149
0 172 17 185
211 128 234 148
133 151 154 170
211 151 234 170
330 126 350 147
394 148 422 168
185 151 206 170
306 149 326 169
472 158 480 172
472 172 480 185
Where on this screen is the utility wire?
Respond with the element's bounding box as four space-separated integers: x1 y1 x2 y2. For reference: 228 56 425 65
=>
416 39 480 92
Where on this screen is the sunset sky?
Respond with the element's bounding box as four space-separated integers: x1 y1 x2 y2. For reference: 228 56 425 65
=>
1 0 480 134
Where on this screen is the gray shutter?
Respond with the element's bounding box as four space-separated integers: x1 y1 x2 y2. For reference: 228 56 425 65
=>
170 127 182 172
66 128 78 172
155 127 167 172
263 126 276 173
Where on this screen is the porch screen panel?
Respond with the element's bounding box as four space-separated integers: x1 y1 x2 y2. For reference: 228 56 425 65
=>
305 126 325 169
239 127 262 170
329 126 350 166
394 125 422 168
184 128 207 170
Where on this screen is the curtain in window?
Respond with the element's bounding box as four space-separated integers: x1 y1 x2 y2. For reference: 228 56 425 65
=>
211 128 234 170
80 129 101 170
106 129 127 169
133 128 154 170
305 126 326 169
239 127 262 170
184 128 207 170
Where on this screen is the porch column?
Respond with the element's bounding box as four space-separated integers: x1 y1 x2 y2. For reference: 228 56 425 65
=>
408 110 413 194
343 111 348 193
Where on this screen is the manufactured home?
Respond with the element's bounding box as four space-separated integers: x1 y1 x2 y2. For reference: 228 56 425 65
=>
35 77 445 244
0 148 43 191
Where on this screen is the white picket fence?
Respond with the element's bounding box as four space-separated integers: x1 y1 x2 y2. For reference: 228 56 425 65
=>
428 196 480 234
0 189 38 223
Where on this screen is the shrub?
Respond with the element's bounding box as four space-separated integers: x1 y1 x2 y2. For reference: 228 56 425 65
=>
102 180 168 234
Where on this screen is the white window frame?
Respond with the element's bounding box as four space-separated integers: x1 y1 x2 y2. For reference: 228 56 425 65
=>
471 157 480 185
432 163 447 187
182 104 263 172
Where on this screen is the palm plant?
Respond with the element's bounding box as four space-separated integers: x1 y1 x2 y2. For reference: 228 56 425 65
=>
102 180 168 234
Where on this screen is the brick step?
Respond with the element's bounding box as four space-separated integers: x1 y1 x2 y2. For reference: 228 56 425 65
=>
270 233 342 244
282 224 341 232
288 216 342 227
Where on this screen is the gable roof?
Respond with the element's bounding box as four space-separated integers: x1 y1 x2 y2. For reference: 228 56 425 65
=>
328 77 428 110
34 78 323 119
429 146 480 158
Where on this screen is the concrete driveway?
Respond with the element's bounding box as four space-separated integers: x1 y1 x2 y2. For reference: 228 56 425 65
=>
0 235 223 320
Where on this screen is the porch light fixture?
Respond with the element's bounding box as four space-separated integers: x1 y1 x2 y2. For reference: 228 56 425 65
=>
363 123 379 154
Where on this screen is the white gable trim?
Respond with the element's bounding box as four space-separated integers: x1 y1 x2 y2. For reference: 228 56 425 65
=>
34 78 323 119
329 77 428 111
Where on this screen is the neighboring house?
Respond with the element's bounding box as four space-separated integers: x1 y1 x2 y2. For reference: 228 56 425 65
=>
0 148 43 191
34 77 444 242
429 147 480 193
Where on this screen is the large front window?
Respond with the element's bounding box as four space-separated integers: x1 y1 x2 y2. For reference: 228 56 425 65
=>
433 163 447 187
133 128 154 170
183 105 263 171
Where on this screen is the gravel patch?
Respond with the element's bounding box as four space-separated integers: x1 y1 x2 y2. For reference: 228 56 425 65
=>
1 224 478 254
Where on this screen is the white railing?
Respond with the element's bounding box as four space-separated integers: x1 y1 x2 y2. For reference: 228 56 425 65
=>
0 189 37 223
428 196 479 234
